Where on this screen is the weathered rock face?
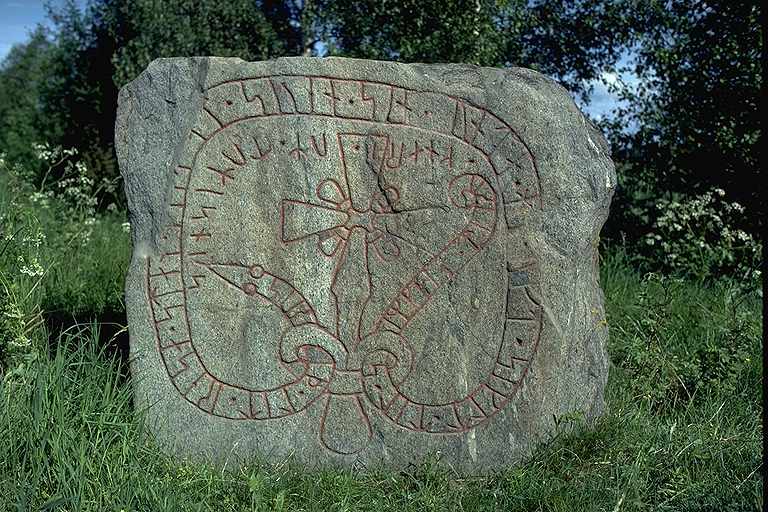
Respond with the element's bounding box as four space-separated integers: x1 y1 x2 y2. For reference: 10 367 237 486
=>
116 57 615 472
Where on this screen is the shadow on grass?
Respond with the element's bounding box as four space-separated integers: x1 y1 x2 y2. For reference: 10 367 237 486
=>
44 306 130 378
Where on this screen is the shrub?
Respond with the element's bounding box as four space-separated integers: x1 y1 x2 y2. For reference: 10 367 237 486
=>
639 188 761 286
0 147 130 380
0 158 46 381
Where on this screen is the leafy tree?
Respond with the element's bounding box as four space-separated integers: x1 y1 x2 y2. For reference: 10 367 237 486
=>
321 0 512 66
113 0 285 88
260 0 324 56
3 0 759 246
0 27 53 170
34 0 287 203
603 0 762 238
519 0 633 101
321 0 631 99
16 0 635 198
39 0 131 187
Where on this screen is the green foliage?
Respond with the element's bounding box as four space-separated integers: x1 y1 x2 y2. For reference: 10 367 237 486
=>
606 267 760 409
28 0 289 206
0 0 638 205
0 235 44 381
0 157 46 380
518 0 632 99
322 0 516 66
112 0 286 88
0 152 128 382
603 0 762 237
0 27 53 171
638 189 762 284
323 0 628 97
30 142 121 226
1 326 139 511
0 246 761 511
34 0 127 200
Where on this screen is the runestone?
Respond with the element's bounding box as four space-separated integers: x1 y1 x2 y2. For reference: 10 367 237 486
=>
116 57 615 471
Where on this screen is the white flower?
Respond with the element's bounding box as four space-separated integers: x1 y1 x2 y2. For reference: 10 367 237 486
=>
121 222 131 233
17 255 45 277
714 188 726 197
21 231 45 248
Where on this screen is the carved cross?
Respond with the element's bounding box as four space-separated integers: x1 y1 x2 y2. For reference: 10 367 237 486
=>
280 133 401 348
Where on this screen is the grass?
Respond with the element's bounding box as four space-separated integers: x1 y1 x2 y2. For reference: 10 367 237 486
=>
0 170 763 511
0 182 129 318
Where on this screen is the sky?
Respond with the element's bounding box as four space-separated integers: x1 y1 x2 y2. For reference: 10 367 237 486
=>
0 0 49 61
582 62 638 124
0 1 628 121
581 76 621 121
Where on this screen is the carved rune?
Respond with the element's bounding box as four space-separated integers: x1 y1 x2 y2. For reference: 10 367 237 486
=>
145 75 544 456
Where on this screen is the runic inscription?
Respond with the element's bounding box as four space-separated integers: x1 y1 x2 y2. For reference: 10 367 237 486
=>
145 75 544 455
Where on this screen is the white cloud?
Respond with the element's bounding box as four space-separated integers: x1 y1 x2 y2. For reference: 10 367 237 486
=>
577 49 644 131
601 71 619 86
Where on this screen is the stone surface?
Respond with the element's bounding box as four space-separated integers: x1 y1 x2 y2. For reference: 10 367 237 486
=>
116 56 615 472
